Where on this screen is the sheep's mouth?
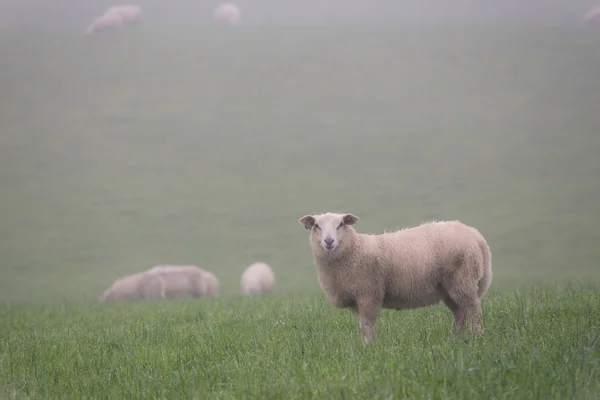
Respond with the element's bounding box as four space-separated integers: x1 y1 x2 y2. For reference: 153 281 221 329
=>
324 244 336 250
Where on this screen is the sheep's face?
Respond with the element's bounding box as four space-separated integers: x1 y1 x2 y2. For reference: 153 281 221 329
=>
299 213 359 252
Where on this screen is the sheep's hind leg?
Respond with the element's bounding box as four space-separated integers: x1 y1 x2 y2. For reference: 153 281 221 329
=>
442 296 466 335
444 290 484 337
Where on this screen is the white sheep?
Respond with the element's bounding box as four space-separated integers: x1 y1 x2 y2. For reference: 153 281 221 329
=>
241 262 276 296
100 265 219 302
104 4 143 26
298 212 492 345
86 12 125 35
147 265 220 298
214 3 242 25
583 6 600 26
99 270 165 302
200 270 221 298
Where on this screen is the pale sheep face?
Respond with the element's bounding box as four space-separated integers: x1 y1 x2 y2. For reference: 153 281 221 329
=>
299 212 359 252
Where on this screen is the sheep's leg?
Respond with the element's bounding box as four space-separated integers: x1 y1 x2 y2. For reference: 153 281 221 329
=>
355 301 381 345
465 301 483 336
445 291 484 337
348 306 364 339
442 296 466 334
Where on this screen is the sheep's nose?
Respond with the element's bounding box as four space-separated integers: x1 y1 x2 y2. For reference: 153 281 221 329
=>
324 237 334 246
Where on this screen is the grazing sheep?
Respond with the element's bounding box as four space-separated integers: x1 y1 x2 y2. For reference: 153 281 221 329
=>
104 4 143 26
86 12 125 35
86 4 142 35
147 265 220 298
200 270 221 297
583 6 600 26
241 262 276 296
99 270 165 302
298 212 492 345
214 3 242 25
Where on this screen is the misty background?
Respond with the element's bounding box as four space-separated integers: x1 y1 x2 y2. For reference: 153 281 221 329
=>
0 0 598 29
1 0 600 303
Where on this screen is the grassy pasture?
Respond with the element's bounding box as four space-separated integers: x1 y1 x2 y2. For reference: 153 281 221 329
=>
1 25 600 398
2 287 600 399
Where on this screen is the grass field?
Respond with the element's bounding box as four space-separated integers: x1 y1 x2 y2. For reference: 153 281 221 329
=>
1 25 600 398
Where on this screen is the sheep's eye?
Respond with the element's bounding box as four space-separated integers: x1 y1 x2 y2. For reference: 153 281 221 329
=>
337 222 344 229
314 224 320 230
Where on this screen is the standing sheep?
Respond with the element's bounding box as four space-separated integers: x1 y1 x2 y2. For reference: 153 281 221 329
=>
99 270 165 302
298 212 492 345
241 262 276 296
147 265 220 298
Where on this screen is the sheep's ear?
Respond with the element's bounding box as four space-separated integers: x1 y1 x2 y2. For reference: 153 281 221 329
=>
343 214 359 225
299 215 315 230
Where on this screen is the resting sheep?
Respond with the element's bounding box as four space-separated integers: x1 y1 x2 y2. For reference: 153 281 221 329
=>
99 270 164 302
298 212 492 345
147 265 220 298
241 262 276 296
100 265 220 302
214 3 242 25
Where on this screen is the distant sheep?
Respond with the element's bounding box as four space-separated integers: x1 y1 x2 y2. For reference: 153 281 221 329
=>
99 270 164 302
86 12 125 35
86 4 142 35
298 212 492 345
104 4 142 26
583 6 600 26
147 265 220 298
214 3 242 25
100 265 219 302
200 270 221 297
241 262 276 296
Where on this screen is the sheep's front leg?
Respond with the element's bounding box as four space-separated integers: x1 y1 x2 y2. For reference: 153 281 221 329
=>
352 301 381 345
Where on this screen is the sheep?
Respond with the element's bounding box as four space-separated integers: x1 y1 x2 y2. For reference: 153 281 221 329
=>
298 212 492 345
146 265 220 298
86 4 142 35
104 4 143 27
583 6 600 26
214 3 242 25
200 270 221 298
241 262 276 296
86 12 125 35
99 270 165 302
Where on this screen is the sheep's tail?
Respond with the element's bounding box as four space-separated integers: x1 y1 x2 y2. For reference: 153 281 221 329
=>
477 238 493 298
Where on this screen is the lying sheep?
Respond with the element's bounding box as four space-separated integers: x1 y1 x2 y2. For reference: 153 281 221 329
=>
147 265 220 298
241 262 276 296
99 270 164 302
100 265 219 302
298 212 492 345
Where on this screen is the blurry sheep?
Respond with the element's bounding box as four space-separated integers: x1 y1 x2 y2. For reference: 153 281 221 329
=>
241 262 276 296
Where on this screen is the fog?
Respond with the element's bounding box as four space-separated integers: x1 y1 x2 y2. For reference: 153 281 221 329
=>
0 0 597 30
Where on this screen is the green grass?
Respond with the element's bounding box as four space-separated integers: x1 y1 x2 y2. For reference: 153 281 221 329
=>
1 286 600 399
1 24 600 398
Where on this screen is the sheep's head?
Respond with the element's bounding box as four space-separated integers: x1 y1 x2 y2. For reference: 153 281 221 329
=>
298 212 359 253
